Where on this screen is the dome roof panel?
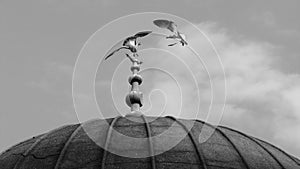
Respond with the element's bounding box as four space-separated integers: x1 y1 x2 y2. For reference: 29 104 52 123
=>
220 126 286 168
190 122 247 168
0 116 299 169
252 136 300 168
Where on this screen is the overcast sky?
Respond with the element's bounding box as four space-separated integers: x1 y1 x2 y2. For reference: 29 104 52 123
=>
1 0 300 158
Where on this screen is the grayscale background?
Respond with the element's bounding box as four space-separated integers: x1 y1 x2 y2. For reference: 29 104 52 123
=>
1 0 300 158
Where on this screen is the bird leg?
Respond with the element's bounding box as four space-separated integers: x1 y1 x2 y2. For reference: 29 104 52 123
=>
166 35 177 39
180 41 185 46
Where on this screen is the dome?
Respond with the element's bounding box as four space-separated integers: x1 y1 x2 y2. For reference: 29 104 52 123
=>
1 115 300 169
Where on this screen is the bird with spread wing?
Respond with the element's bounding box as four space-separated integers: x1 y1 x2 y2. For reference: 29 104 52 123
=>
153 19 188 46
104 31 152 60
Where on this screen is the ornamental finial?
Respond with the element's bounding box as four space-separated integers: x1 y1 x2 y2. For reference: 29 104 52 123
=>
104 31 152 114
125 53 143 113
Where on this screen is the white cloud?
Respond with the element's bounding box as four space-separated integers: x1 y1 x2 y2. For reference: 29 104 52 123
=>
198 22 300 158
91 21 300 157
148 21 300 157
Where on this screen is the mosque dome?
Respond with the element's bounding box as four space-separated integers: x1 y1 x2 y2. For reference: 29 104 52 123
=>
1 115 300 169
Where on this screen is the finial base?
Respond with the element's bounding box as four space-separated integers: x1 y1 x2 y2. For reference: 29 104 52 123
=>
125 110 143 117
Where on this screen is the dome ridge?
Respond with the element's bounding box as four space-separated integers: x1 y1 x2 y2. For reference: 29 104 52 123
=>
54 124 82 169
1 116 299 169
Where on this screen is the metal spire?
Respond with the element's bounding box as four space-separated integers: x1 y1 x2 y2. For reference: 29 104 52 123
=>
125 53 143 114
104 31 152 115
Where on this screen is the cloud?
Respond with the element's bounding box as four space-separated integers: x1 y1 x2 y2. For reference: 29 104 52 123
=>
91 21 300 157
148 21 300 158
198 22 300 158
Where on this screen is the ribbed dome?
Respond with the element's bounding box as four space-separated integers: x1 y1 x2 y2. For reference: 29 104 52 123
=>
1 116 300 169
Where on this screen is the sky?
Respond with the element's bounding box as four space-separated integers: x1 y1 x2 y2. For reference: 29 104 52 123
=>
1 0 300 158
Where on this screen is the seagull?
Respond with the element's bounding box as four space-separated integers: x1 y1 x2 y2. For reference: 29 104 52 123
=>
153 19 188 46
104 31 152 60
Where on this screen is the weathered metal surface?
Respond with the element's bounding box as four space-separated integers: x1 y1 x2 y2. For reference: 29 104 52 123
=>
1 116 299 169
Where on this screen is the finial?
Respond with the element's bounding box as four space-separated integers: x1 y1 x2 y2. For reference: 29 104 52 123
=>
125 53 143 114
104 31 152 115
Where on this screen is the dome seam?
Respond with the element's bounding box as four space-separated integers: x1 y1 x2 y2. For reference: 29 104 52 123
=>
221 126 298 168
12 125 68 169
196 120 251 169
166 116 208 169
101 116 121 169
141 115 156 169
54 124 82 169
258 138 300 167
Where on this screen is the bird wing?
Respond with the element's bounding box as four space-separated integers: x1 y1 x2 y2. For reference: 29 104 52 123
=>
153 19 177 33
168 21 178 33
134 31 152 38
153 19 171 29
104 46 128 60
